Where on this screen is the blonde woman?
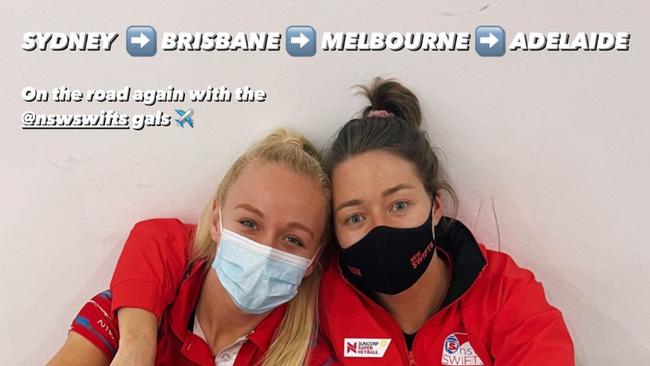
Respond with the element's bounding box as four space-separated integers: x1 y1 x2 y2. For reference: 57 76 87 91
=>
48 129 336 366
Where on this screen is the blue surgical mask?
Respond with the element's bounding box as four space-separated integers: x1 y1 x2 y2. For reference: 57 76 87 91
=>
212 208 315 314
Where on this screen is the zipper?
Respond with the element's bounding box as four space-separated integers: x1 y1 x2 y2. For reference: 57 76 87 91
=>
408 350 417 365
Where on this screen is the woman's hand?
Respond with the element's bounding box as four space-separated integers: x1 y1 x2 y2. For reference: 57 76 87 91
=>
110 308 158 366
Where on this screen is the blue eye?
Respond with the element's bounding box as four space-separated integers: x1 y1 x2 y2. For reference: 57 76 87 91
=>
391 201 409 212
285 236 305 248
345 214 364 225
240 219 257 230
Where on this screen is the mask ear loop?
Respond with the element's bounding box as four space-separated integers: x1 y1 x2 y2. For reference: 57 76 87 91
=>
431 199 437 260
218 205 224 234
216 205 226 255
430 198 436 241
307 243 325 266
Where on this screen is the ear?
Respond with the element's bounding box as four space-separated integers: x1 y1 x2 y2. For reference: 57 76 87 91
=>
303 261 321 278
432 194 443 227
304 264 315 278
209 199 222 243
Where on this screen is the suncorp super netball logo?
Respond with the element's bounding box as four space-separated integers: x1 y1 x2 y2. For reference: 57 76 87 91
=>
343 338 391 358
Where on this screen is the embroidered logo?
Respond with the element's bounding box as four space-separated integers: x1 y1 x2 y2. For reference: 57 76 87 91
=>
347 265 362 276
410 241 434 268
441 333 484 365
343 338 391 358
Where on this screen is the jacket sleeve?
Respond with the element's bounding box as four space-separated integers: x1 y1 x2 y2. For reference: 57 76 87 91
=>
488 254 575 365
109 218 192 320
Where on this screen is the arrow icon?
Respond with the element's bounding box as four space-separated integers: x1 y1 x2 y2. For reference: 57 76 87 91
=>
475 26 505 57
286 26 316 57
126 26 156 57
479 32 499 48
290 33 309 48
130 33 150 48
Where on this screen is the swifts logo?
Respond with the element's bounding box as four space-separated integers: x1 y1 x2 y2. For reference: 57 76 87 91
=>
441 333 484 365
343 338 391 358
410 241 434 269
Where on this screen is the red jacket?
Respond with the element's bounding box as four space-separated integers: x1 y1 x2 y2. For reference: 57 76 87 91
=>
109 217 573 365
315 217 574 365
108 218 336 366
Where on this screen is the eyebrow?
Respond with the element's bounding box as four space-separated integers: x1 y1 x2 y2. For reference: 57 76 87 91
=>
234 203 265 218
335 199 362 213
335 183 415 212
382 183 414 197
287 222 314 241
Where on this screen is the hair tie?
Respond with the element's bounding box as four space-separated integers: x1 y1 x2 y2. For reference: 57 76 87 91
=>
368 110 394 118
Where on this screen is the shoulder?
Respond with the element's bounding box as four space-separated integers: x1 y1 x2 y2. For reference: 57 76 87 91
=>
131 218 195 235
480 246 537 286
129 218 196 244
464 245 547 311
467 246 574 359
125 218 197 258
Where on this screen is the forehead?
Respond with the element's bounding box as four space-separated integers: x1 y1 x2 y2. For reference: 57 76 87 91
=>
332 150 422 202
225 160 328 221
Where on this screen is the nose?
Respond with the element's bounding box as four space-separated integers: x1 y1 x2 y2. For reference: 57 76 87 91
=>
366 208 386 229
259 231 277 249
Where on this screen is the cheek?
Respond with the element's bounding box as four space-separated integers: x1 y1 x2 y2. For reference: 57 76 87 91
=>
335 223 368 249
334 223 351 249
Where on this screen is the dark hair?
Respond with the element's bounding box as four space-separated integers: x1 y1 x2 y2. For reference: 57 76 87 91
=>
325 77 458 213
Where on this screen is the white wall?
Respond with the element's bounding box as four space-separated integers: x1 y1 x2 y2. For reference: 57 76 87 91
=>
2 1 648 364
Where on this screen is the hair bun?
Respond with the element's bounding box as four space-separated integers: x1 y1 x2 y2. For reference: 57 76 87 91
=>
263 128 320 159
358 77 422 128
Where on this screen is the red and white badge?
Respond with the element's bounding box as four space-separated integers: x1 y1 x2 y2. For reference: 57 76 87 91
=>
441 332 484 365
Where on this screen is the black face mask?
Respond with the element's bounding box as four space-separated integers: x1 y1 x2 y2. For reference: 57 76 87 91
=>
339 208 436 295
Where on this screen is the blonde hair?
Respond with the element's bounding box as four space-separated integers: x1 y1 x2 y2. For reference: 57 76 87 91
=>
189 128 331 366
